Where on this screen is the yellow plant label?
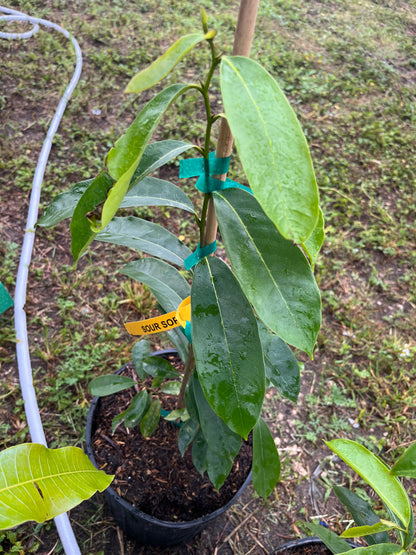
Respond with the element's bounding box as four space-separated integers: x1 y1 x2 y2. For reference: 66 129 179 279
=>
124 296 191 336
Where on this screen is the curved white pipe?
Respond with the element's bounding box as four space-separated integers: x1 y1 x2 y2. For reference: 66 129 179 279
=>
1 6 83 554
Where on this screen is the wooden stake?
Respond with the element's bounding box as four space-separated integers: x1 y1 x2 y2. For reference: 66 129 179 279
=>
203 0 260 246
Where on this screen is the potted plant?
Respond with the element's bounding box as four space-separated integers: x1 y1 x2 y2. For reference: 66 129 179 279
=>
38 5 323 546
274 439 416 554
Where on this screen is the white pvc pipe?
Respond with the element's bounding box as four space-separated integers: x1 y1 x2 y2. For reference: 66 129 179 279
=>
1 6 83 554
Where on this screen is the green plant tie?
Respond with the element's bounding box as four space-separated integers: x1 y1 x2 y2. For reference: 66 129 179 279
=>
179 151 252 194
184 240 217 271
0 282 13 315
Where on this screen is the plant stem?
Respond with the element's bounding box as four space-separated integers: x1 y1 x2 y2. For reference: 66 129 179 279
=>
177 344 195 409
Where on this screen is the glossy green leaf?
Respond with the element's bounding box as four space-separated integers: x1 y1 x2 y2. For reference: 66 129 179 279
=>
341 520 401 538
140 399 161 437
178 419 198 456
191 429 208 476
252 418 280 499
95 216 192 267
69 172 115 264
391 442 416 478
214 188 321 355
95 85 190 232
258 322 300 402
142 356 179 379
191 376 241 489
121 176 195 213
126 33 206 93
0 444 113 529
112 390 150 431
327 439 412 530
131 140 194 185
306 522 352 554
333 485 390 545
302 207 325 269
132 340 151 379
191 256 265 438
160 381 181 395
166 327 190 363
339 546 404 554
163 408 188 422
121 257 190 312
220 55 319 243
88 374 136 396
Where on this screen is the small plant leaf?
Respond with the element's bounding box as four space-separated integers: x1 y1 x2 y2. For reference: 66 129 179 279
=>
191 429 207 476
121 257 190 313
391 442 416 478
220 55 319 244
121 176 196 213
340 520 401 538
132 340 151 379
0 444 113 529
252 418 280 499
258 322 300 402
142 356 179 379
166 327 190 363
333 485 390 545
88 375 136 396
302 207 325 269
339 546 405 554
131 140 194 185
178 419 198 456
326 439 412 530
123 390 151 429
214 188 321 355
305 522 353 554
95 216 192 267
140 399 161 437
160 381 181 395
125 33 207 93
191 256 265 439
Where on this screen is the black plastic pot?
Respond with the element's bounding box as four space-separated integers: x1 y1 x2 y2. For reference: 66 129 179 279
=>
85 350 252 547
271 536 359 554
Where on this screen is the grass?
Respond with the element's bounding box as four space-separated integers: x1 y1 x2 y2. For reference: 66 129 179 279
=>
1 0 416 553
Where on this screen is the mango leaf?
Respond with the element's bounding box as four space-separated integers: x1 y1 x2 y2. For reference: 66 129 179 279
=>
341 520 402 538
333 485 390 545
140 399 161 437
94 84 190 232
214 188 321 356
121 176 195 213
121 257 190 312
95 216 192 267
178 419 199 456
191 375 241 489
326 439 412 530
305 522 353 554
160 381 181 395
142 356 179 379
166 327 190 363
132 340 151 379
89 375 136 396
220 56 319 244
339 546 404 554
302 207 325 269
191 429 208 476
126 33 206 93
252 418 280 499
258 322 300 402
0 443 113 529
112 390 150 431
391 442 416 478
191 256 265 438
131 140 194 185
69 172 115 264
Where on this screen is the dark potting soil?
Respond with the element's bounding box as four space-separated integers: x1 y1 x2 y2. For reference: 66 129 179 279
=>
274 544 332 554
90 360 252 522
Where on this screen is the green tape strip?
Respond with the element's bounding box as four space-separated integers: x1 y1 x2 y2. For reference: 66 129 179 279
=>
179 151 230 179
184 240 217 271
0 282 13 315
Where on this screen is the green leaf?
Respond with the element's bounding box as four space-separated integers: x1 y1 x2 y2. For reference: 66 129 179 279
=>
339 546 405 554
391 442 416 478
132 340 151 379
121 257 190 313
126 33 207 93
326 439 412 530
140 399 161 437
131 140 194 185
191 376 241 489
142 356 179 379
252 418 280 499
302 207 325 269
214 188 321 355
0 444 112 529
258 322 300 402
305 522 353 554
95 216 192 267
166 327 190 363
123 390 151 429
163 408 188 421
220 56 319 243
341 520 402 538
191 429 208 476
191 256 265 438
69 172 115 264
121 176 196 213
96 85 190 232
178 419 198 457
160 381 181 395
88 375 136 396
333 485 390 545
